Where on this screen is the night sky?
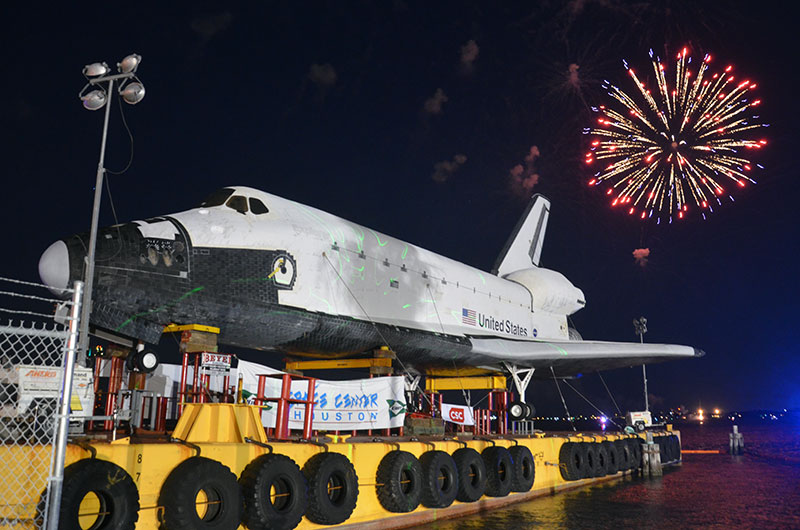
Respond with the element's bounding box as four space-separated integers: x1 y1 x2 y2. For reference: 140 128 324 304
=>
1 2 797 414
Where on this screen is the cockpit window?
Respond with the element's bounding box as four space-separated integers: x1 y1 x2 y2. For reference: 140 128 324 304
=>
200 188 235 207
249 198 269 215
226 195 248 214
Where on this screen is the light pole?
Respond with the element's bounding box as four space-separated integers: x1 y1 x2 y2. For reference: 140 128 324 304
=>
76 54 145 363
633 316 649 412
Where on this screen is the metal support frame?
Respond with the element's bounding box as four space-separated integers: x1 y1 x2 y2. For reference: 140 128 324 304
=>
404 373 421 393
178 351 232 414
255 373 317 440
285 357 392 371
503 362 535 402
45 280 83 530
425 374 506 392
633 316 649 412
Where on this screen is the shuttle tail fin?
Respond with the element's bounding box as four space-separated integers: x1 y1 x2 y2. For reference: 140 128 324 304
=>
492 194 550 276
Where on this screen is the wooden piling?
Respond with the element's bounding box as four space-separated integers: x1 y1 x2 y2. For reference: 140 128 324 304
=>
642 431 662 477
730 425 744 455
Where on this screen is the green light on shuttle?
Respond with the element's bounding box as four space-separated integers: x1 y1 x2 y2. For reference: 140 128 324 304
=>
116 286 205 331
370 229 389 247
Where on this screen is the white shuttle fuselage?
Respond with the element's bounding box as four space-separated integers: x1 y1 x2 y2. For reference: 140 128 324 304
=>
170 189 579 342
39 186 701 375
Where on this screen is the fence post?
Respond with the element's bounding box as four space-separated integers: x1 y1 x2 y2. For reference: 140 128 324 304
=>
44 280 83 530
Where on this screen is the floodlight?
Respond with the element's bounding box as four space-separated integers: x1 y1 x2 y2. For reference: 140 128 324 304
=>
80 89 107 110
119 82 145 105
117 54 141 74
75 53 145 367
83 62 110 77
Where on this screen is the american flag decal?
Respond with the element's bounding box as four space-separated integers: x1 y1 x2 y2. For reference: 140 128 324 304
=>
462 308 476 326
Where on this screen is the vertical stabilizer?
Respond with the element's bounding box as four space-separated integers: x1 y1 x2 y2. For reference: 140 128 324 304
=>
492 194 550 276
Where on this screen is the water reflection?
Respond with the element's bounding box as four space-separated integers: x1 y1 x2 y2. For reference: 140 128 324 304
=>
413 423 800 529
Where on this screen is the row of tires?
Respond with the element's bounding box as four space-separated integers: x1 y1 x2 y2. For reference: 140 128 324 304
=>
558 434 681 481
376 445 535 513
51 443 536 530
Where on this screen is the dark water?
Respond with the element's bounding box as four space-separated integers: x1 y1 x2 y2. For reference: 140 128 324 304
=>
414 421 800 529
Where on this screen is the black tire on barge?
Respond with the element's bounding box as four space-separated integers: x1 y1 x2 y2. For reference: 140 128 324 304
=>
672 435 682 461
558 442 585 481
239 453 308 530
375 451 423 513
452 447 487 502
627 438 642 470
419 450 459 508
302 452 359 525
667 435 676 462
662 434 678 462
656 435 668 462
583 443 599 478
615 439 632 471
159 456 242 530
601 440 620 474
52 459 139 530
593 442 610 477
482 446 513 497
509 445 535 492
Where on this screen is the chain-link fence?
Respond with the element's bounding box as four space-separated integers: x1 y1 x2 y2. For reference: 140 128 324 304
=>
0 277 77 529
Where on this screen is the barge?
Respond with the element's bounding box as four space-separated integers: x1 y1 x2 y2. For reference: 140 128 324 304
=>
0 398 681 529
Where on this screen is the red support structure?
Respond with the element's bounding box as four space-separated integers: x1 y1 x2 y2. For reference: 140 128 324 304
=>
89 357 103 431
473 409 491 435
303 378 316 440
192 355 201 402
200 374 211 403
103 357 124 431
491 390 509 434
178 352 189 415
154 397 168 432
256 373 317 440
222 374 231 402
178 351 234 411
256 376 266 408
274 374 292 439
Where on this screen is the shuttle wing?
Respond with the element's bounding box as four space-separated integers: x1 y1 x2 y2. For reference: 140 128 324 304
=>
469 337 704 377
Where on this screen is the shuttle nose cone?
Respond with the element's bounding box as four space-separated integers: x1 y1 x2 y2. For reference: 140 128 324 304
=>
39 241 70 295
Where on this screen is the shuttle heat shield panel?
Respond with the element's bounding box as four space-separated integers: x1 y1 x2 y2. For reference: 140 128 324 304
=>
469 337 703 377
504 268 585 315
63 218 194 344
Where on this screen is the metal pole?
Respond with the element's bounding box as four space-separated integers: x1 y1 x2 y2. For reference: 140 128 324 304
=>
77 78 114 365
45 280 84 530
641 333 649 412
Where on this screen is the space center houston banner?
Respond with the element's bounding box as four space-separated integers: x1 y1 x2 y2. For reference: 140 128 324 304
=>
237 360 407 431
441 402 475 426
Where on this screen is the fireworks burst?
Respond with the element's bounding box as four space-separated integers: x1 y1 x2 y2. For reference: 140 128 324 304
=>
585 47 768 222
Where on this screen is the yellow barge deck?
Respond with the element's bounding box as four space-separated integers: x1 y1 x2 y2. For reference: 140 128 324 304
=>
0 404 681 529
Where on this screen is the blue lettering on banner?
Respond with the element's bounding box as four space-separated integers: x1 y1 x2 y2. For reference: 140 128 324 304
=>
257 376 405 431
332 393 379 410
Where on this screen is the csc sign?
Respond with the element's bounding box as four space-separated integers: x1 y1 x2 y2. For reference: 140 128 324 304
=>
441 403 474 426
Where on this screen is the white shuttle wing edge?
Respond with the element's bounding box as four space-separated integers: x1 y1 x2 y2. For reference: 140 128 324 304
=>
470 337 704 377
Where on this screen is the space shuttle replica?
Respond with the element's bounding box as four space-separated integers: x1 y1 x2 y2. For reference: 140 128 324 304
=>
39 187 701 380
